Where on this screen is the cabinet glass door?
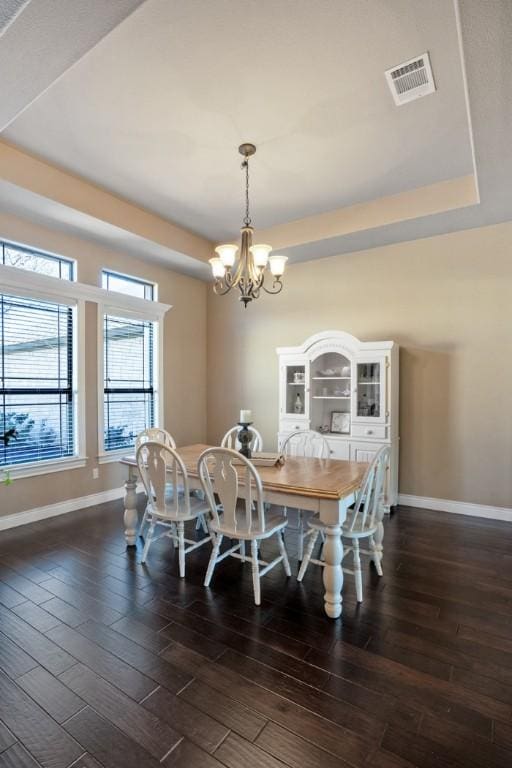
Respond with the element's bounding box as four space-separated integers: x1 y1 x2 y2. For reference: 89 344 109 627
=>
283 364 308 417
355 361 384 421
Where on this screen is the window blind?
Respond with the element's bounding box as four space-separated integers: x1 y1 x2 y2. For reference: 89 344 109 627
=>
0 293 75 467
103 314 155 451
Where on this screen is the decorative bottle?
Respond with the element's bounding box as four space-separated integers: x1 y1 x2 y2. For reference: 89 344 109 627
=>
294 393 303 414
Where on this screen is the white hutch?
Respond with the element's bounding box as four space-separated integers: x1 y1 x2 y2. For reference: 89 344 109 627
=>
277 330 399 511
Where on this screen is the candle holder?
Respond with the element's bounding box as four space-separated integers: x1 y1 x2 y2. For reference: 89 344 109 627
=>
237 422 253 459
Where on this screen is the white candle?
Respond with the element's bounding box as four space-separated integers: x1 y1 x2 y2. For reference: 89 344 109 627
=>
240 409 252 423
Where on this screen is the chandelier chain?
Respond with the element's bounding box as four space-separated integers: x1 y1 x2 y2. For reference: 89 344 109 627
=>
242 157 251 226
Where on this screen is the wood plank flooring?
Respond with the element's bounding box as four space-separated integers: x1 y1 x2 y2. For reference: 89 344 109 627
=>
0 497 511 768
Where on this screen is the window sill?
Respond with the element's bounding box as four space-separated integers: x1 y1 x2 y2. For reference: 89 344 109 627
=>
98 450 134 465
1 456 87 481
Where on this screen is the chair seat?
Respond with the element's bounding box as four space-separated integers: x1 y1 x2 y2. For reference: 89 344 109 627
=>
307 511 377 539
149 496 210 523
211 511 287 541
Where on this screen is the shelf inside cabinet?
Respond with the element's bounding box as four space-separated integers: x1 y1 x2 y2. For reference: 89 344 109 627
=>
312 376 350 380
312 396 350 400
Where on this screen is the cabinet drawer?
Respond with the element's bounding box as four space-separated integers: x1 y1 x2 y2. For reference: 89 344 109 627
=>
327 440 350 460
280 418 308 433
351 425 387 440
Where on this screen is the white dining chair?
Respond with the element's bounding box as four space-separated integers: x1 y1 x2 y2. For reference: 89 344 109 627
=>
136 441 211 576
297 446 390 602
135 427 177 451
221 425 263 452
136 427 208 538
198 447 290 605
135 428 178 538
281 430 330 561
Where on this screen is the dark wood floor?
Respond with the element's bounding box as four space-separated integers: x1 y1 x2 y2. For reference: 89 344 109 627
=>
0 498 511 768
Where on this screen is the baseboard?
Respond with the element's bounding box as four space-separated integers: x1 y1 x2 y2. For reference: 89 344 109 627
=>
0 484 143 531
398 493 512 522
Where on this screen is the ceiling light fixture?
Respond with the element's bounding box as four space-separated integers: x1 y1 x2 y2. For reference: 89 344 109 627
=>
209 143 287 307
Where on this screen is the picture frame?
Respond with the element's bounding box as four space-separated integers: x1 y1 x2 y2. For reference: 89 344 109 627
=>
330 411 350 434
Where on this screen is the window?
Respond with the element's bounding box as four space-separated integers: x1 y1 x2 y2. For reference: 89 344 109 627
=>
1 240 74 280
101 271 158 454
103 314 156 452
0 293 76 468
102 269 154 300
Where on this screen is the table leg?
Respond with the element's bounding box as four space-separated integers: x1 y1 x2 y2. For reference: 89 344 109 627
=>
124 466 138 547
322 523 343 618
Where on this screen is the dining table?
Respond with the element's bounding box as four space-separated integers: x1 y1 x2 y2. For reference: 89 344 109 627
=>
120 443 368 619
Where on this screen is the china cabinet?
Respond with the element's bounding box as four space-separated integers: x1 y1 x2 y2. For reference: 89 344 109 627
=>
277 330 399 511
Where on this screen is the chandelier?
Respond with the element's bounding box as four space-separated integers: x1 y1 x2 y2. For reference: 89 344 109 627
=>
209 143 287 307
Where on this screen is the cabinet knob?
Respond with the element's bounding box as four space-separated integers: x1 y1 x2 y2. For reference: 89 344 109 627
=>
366 429 373 435
330 450 334 454
294 425 299 430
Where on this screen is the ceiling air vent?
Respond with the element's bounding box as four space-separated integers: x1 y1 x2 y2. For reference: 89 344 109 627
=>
385 52 435 106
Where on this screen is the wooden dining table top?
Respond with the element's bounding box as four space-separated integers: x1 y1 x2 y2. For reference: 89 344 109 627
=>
122 442 368 502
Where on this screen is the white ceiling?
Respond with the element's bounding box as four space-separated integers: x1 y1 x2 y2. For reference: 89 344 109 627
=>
1 0 511 275
2 0 473 243
0 0 145 131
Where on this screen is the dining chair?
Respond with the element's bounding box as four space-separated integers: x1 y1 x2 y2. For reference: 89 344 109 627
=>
136 427 209 537
221 425 263 452
297 446 390 602
136 441 211 576
135 427 184 538
198 447 290 605
135 428 177 537
135 427 177 451
281 430 330 561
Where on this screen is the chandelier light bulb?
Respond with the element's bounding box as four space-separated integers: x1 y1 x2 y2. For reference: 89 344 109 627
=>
269 254 288 277
215 243 238 268
249 243 272 268
209 257 226 279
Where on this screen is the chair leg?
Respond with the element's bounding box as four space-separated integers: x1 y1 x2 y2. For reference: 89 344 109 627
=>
251 539 261 605
177 521 185 578
353 539 363 602
370 535 384 576
297 530 319 582
277 530 291 576
138 507 148 538
141 520 155 563
204 533 223 586
297 510 304 561
239 540 246 562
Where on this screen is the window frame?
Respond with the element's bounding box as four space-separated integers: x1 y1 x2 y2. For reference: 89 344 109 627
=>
0 282 86 480
1 238 76 281
101 268 157 301
0 258 170 478
97 303 163 463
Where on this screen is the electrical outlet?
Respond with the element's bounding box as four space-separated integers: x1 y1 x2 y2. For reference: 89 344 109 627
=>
92 468 99 480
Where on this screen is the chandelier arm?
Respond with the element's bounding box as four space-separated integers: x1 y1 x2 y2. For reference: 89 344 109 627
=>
262 276 284 295
212 279 233 296
230 257 245 288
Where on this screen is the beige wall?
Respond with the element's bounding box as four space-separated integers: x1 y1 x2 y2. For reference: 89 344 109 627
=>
207 221 512 509
2 211 511 517
0 212 207 517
